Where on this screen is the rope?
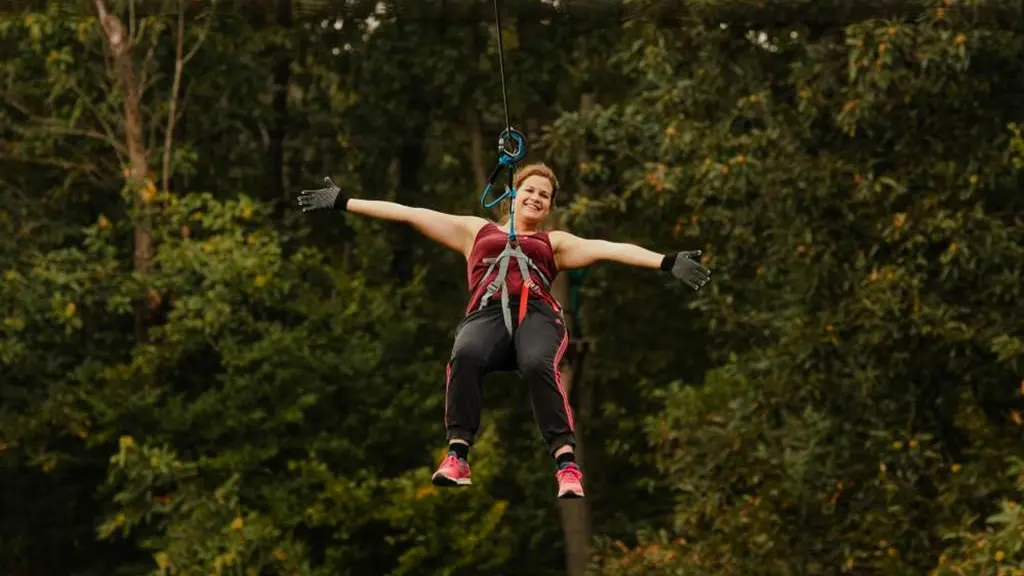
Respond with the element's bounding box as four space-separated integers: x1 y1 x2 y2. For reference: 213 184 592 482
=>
492 0 513 139
489 0 521 240
479 0 525 240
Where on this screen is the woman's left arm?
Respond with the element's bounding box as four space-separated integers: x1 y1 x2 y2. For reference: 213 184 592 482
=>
550 230 711 290
550 231 663 270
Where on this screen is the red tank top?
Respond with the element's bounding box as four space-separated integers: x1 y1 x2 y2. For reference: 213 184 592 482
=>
464 222 559 314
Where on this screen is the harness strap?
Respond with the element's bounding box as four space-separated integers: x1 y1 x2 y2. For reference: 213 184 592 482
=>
477 240 554 335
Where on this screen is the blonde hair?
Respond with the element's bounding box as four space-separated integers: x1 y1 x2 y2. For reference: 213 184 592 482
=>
497 162 560 221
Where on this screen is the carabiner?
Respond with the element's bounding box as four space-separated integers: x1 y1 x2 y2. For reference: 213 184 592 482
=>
480 182 512 208
480 126 527 209
498 127 526 164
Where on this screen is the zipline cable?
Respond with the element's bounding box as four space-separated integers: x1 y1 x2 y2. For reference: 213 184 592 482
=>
480 0 526 239
492 0 513 139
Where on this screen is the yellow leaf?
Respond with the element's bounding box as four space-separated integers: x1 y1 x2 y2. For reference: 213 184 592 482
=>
415 485 438 499
4 317 25 331
141 179 158 204
155 551 170 569
231 516 244 531
119 435 135 450
147 288 162 310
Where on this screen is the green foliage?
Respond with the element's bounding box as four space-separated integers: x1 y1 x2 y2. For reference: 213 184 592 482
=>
3 0 1024 574
541 1 1024 574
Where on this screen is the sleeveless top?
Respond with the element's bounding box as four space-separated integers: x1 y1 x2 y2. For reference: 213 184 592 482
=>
464 222 559 314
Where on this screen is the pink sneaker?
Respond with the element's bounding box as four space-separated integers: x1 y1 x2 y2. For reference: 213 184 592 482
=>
431 454 472 487
556 463 584 499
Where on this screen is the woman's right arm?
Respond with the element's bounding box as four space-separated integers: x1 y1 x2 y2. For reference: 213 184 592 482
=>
347 199 487 256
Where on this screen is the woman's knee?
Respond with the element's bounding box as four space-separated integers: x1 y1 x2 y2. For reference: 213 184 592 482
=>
451 339 490 368
518 352 555 379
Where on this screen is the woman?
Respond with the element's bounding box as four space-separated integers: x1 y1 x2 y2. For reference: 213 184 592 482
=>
297 163 710 499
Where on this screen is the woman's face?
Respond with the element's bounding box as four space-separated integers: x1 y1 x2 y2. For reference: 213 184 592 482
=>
515 174 554 225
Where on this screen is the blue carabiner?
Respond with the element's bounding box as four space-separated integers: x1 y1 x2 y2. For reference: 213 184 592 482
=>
480 127 527 210
480 182 512 209
498 127 526 164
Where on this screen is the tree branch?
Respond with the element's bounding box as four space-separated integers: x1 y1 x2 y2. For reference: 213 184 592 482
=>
182 1 215 65
162 0 216 193
4 92 127 158
66 81 126 158
94 0 155 340
1 154 100 174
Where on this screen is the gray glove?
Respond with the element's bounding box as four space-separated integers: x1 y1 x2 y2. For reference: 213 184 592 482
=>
297 177 348 212
662 250 710 291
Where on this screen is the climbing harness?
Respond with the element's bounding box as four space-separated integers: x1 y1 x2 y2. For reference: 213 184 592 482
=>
476 234 560 336
474 0 561 336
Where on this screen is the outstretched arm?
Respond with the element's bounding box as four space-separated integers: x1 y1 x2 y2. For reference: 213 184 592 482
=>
348 199 487 255
549 230 710 290
550 231 661 269
297 178 486 256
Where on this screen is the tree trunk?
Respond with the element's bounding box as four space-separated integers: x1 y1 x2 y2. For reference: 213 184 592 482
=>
551 271 591 576
94 0 152 340
467 107 486 191
550 91 596 576
269 0 292 204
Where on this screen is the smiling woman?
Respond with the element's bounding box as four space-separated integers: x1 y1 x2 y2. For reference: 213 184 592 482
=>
496 162 560 232
295 161 710 500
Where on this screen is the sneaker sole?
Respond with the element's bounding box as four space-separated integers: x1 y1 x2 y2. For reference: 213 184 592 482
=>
432 473 472 487
557 488 584 499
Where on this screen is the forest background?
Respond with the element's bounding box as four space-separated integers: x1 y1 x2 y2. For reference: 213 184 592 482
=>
2 0 1023 575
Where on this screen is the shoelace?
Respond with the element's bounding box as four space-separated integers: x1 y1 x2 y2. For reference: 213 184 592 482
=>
444 455 466 468
556 465 582 482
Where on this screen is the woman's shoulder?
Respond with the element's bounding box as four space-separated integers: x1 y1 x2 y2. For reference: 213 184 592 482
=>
545 229 572 249
460 216 492 238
